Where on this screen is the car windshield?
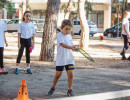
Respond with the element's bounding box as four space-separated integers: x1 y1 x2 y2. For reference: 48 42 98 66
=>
31 20 37 24
74 21 80 25
38 20 44 23
87 21 95 25
7 20 19 24
114 23 122 29
73 20 95 25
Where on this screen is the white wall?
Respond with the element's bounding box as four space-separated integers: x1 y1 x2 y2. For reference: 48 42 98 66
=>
128 12 130 19
104 3 111 31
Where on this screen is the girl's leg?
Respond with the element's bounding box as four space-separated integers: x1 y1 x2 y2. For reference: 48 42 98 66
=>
25 38 32 74
121 35 128 59
67 70 73 90
48 71 62 96
48 66 64 96
16 38 25 66
25 38 31 67
26 46 30 67
0 47 4 68
52 71 62 89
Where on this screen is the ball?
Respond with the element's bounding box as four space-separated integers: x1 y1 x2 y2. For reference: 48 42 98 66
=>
98 35 103 40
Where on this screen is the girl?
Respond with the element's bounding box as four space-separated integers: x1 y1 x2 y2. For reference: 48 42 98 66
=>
15 11 36 74
0 17 8 74
120 11 130 60
48 20 76 96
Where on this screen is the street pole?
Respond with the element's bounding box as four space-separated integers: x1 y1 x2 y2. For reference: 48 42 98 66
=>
122 0 125 20
117 10 119 37
117 1 120 37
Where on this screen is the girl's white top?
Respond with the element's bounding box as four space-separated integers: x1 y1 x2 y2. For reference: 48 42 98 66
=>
122 18 129 35
18 22 36 39
0 20 7 47
56 32 75 66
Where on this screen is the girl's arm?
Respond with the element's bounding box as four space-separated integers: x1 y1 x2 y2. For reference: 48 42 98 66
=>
60 43 76 51
4 32 8 47
32 34 35 48
18 33 21 48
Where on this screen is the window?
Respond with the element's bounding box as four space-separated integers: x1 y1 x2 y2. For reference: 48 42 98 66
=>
74 21 80 25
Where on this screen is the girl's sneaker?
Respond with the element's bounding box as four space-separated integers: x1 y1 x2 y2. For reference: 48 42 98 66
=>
27 68 32 74
47 88 55 96
0 68 8 74
67 89 75 96
15 68 19 74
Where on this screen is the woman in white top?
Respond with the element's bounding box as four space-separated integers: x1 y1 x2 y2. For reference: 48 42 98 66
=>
15 11 36 74
120 11 130 60
0 19 8 74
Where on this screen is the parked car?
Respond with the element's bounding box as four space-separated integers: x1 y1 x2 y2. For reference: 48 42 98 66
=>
103 21 130 37
3 19 11 23
34 19 45 32
74 20 98 36
57 20 98 36
6 19 37 33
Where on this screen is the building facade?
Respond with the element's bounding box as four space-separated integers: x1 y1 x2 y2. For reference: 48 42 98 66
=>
8 0 117 31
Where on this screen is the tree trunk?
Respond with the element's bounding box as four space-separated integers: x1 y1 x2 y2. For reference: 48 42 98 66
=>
78 0 89 50
64 0 74 19
69 13 74 36
0 10 2 19
26 0 29 10
39 0 60 62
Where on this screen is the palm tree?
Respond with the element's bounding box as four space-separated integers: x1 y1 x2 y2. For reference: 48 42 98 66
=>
39 0 61 61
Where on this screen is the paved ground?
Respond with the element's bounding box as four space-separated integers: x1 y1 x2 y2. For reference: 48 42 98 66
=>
0 68 130 100
0 32 130 100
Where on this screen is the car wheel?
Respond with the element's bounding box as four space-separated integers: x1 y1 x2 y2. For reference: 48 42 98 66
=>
57 29 60 33
91 34 94 37
107 33 113 38
79 30 81 35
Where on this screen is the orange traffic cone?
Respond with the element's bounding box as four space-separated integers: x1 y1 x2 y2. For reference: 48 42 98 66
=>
13 79 31 100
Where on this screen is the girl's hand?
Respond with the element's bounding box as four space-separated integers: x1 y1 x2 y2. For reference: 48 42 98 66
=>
5 42 8 47
128 34 130 39
32 43 35 49
74 46 79 52
18 43 21 49
71 46 77 51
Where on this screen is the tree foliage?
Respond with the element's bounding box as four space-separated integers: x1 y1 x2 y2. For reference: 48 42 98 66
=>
0 0 16 15
73 1 93 12
85 1 93 13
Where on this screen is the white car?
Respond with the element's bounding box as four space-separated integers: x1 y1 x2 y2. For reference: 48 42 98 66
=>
57 20 98 36
73 20 98 36
6 19 37 33
34 19 45 32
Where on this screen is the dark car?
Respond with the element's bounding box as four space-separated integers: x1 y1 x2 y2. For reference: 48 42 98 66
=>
103 23 122 37
103 21 130 37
